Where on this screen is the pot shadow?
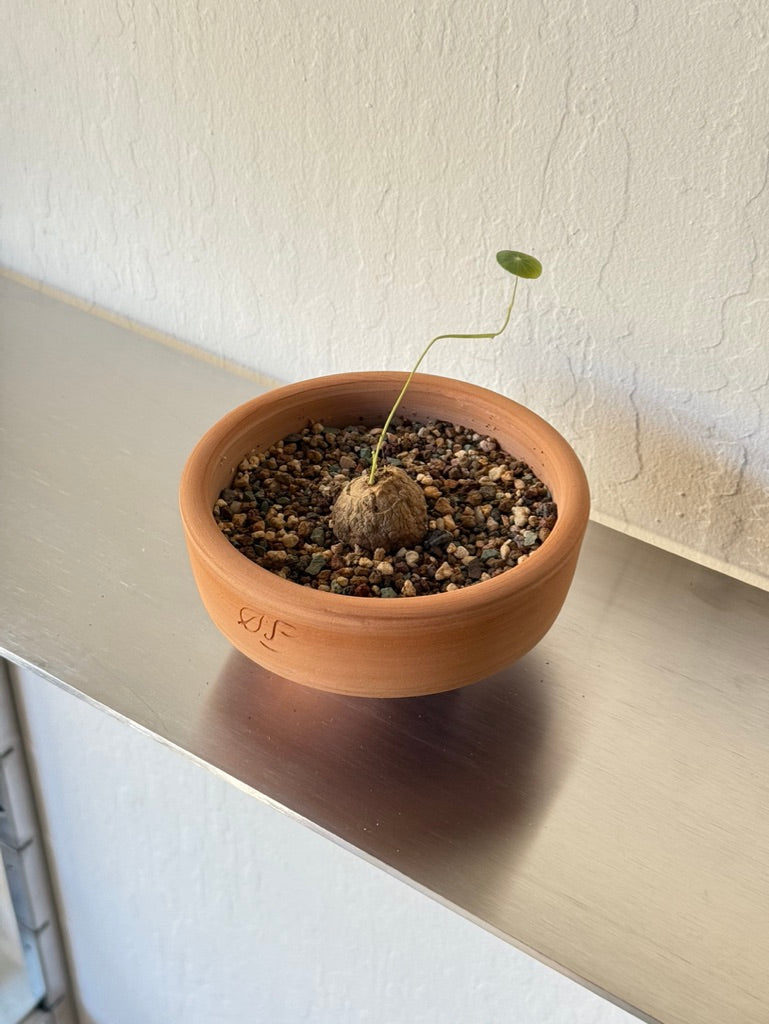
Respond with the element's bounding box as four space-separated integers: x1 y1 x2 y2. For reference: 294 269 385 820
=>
196 648 574 909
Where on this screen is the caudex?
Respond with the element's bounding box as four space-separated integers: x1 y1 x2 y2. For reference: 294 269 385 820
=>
330 250 542 553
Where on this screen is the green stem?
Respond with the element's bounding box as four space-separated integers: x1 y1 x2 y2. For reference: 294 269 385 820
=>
368 277 519 484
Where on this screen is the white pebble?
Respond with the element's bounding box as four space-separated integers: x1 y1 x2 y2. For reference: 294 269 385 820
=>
401 579 417 597
435 561 454 581
405 550 420 567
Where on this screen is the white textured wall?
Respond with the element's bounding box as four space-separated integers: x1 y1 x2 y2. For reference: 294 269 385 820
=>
13 666 637 1024
2 0 768 586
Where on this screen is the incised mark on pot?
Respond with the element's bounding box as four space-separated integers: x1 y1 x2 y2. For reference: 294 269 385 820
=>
238 607 297 651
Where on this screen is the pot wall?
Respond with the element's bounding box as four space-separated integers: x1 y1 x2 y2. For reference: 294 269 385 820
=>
180 373 590 696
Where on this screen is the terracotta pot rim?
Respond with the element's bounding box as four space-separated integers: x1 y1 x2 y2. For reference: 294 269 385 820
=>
180 372 590 622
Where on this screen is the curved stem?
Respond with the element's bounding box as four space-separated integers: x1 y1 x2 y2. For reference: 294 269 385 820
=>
368 277 519 484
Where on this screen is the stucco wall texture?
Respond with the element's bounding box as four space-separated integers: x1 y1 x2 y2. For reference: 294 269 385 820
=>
2 1 768 586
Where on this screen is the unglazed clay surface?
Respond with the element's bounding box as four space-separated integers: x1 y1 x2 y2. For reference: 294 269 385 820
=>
180 373 590 696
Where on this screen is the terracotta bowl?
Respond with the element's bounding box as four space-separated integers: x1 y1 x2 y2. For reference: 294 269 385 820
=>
179 372 590 697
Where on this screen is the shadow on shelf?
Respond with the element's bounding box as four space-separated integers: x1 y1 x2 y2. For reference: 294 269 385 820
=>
197 647 578 908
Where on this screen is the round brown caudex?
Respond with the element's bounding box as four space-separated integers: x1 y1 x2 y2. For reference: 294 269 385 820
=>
330 466 428 551
179 371 590 698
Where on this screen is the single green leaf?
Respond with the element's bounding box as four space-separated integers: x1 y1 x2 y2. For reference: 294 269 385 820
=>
496 250 542 279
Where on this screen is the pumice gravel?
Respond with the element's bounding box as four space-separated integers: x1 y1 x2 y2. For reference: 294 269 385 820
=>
213 419 557 598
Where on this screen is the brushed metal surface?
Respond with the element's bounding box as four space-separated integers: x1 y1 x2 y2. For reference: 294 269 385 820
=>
2 274 768 1024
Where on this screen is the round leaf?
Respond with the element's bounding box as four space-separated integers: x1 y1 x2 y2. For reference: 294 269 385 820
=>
496 250 542 279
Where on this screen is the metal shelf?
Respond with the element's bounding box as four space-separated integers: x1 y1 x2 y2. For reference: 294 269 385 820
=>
1 273 768 1024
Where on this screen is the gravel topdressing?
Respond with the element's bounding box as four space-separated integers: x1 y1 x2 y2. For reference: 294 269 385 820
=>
213 419 557 597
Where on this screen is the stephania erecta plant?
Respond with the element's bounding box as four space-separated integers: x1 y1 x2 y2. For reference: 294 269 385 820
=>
329 250 542 552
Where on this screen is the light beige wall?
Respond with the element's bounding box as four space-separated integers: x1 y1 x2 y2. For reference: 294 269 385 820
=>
2 1 768 586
